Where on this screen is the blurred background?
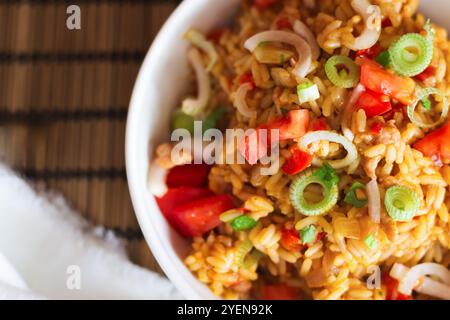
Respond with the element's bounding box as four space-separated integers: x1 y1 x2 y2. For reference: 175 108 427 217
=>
0 0 182 274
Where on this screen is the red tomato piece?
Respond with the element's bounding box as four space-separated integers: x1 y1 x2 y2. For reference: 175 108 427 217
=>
309 117 329 131
239 110 309 164
382 274 412 300
282 148 313 175
414 121 450 165
254 0 277 9
172 194 235 237
358 57 416 105
262 284 298 300
414 66 436 82
275 17 293 30
166 163 211 188
281 228 302 251
316 231 326 242
268 109 309 141
356 89 392 118
356 43 382 59
155 187 214 230
238 126 271 165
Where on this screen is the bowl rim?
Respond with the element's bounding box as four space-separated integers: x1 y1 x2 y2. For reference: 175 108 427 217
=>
125 0 219 300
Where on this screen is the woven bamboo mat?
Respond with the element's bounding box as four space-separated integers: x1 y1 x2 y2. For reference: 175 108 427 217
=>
0 0 182 275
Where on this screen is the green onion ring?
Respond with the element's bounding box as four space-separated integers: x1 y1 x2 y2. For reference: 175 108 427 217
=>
388 33 433 77
384 186 420 222
289 165 339 216
344 182 368 208
407 87 449 129
324 55 360 88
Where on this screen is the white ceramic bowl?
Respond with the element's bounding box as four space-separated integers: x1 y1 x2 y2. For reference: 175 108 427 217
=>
126 0 450 300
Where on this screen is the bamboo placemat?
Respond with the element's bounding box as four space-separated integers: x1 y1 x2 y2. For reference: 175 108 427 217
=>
0 0 182 274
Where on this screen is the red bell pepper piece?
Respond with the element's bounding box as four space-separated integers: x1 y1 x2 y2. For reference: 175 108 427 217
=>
280 228 302 251
262 284 298 300
282 148 313 175
382 274 412 300
166 163 211 188
239 110 309 164
309 117 329 131
275 17 293 30
414 66 436 82
155 187 214 230
358 57 416 105
413 121 450 165
207 28 225 44
381 17 393 28
356 43 382 59
253 0 277 9
369 122 384 135
356 89 392 118
239 72 255 90
172 194 235 237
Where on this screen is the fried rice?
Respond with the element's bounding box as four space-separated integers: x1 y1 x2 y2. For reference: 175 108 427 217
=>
151 0 450 300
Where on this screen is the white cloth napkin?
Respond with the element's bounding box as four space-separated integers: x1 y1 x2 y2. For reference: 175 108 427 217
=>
0 164 183 300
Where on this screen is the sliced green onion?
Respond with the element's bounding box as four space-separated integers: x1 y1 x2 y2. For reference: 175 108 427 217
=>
384 186 420 222
313 162 339 185
421 96 431 111
300 225 317 244
407 87 449 129
324 55 360 88
289 163 339 216
203 106 226 132
344 182 368 208
424 19 436 43
297 81 320 104
388 25 434 77
230 215 258 231
375 50 391 68
171 110 195 134
364 234 378 250
233 239 253 267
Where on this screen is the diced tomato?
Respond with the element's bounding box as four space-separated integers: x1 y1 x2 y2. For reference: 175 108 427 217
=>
166 163 211 188
239 127 271 165
382 17 393 28
355 89 392 118
369 122 384 135
239 72 255 89
275 17 293 30
268 109 309 141
239 110 309 164
281 228 302 251
356 43 382 59
282 148 313 175
155 187 214 230
358 57 416 105
262 284 298 300
172 194 235 237
413 121 450 165
207 28 225 44
382 274 412 300
414 66 436 82
309 117 329 131
253 0 277 9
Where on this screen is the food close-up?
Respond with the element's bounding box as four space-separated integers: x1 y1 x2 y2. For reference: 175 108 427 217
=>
148 0 450 300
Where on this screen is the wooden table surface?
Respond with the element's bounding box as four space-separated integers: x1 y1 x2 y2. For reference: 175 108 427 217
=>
0 0 183 275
